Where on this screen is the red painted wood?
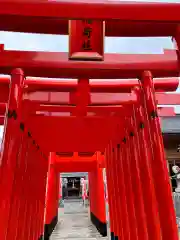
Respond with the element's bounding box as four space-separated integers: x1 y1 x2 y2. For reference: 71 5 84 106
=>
0 0 180 23
0 17 177 37
140 71 178 240
0 50 177 79
69 20 104 60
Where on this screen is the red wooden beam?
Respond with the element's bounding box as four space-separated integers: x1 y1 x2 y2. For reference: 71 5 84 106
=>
1 93 180 116
54 158 97 172
0 49 177 79
156 93 180 105
26 79 139 93
25 115 117 152
30 105 178 118
0 104 178 120
0 116 4 125
34 105 128 116
56 152 97 161
157 107 175 117
0 108 176 127
0 17 177 37
0 76 179 103
1 1 180 23
26 77 179 93
0 76 179 94
1 92 180 116
25 93 180 109
54 153 105 171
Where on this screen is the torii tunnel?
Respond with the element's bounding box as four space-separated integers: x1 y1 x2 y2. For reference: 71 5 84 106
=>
1 1 180 240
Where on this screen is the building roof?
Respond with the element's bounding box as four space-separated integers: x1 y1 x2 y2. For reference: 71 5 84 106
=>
61 172 88 178
161 115 180 134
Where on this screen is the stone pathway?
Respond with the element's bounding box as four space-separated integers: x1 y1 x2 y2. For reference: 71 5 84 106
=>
50 199 109 240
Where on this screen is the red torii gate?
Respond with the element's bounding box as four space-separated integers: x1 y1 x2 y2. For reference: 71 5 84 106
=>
0 74 178 239
0 76 178 122
0 1 180 240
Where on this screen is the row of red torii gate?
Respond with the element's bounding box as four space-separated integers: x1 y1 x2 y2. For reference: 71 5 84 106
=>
1 1 180 240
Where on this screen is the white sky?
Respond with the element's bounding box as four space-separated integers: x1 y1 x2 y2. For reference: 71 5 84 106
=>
0 0 180 138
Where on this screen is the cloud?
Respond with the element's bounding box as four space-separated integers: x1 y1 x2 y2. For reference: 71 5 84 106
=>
105 37 174 54
0 31 69 52
0 32 174 54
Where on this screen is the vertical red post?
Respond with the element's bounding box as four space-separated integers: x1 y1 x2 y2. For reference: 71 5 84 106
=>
33 147 41 240
35 148 47 240
105 142 119 240
20 137 38 240
115 132 129 240
110 139 122 240
120 117 138 240
29 144 48 240
89 166 107 237
5 102 30 240
140 71 178 240
129 110 149 239
44 152 59 240
56 172 60 216
0 68 24 240
28 143 38 240
59 176 62 202
133 86 162 239
16 133 32 240
75 79 90 116
13 100 49 240
38 150 49 240
15 132 30 240
125 112 149 240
